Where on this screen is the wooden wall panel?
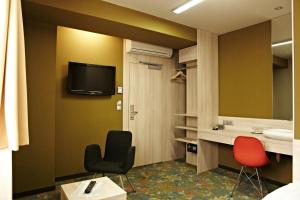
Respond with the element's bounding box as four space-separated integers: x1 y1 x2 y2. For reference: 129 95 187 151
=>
197 29 219 173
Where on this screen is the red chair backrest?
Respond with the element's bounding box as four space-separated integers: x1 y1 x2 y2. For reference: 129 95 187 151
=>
233 136 269 167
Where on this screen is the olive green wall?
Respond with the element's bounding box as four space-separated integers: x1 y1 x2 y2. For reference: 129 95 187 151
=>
295 0 300 139
218 21 292 184
13 20 56 193
55 27 123 177
219 21 273 118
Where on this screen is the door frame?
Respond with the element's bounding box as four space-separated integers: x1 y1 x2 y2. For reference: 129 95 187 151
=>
123 40 130 131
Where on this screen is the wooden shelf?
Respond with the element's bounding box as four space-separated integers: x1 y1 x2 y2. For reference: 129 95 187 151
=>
175 126 197 131
175 137 198 145
175 113 197 118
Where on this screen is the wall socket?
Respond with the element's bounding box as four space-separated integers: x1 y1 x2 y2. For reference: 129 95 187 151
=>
117 100 122 111
223 120 234 126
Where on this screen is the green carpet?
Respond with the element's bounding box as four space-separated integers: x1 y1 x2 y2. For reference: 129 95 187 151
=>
15 160 277 200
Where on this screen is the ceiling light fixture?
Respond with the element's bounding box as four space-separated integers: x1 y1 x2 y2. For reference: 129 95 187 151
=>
173 0 204 14
272 40 293 47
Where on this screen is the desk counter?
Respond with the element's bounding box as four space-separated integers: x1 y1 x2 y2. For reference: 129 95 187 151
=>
198 129 293 156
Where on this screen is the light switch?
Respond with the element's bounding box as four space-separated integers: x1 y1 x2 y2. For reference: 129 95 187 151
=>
117 100 122 111
117 86 123 94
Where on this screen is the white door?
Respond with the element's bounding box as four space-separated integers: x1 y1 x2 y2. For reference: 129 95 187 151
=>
128 62 163 166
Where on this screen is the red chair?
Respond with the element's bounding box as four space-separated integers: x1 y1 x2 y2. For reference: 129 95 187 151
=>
231 136 269 197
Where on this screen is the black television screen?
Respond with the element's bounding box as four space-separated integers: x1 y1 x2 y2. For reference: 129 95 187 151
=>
67 62 116 96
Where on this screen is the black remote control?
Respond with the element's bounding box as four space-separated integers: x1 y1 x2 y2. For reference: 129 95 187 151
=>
84 181 96 194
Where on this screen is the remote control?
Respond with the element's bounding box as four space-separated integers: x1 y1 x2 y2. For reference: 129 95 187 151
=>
84 181 96 194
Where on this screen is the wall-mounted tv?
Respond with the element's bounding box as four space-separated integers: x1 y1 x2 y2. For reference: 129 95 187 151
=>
67 62 116 96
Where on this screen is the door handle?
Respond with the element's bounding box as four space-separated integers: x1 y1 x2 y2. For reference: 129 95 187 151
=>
130 105 138 120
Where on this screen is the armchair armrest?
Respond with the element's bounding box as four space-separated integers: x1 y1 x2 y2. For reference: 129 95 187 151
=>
84 144 102 172
122 146 136 173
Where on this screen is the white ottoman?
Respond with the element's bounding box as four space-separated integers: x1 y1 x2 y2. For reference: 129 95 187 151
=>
61 177 126 200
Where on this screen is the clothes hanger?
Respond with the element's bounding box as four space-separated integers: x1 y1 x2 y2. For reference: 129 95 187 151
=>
170 71 186 80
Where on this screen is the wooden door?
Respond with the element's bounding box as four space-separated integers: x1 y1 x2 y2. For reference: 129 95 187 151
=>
128 62 163 166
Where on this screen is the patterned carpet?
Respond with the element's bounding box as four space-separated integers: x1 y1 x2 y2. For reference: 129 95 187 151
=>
15 160 277 200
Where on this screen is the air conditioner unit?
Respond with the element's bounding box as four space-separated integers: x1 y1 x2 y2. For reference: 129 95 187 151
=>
125 40 173 58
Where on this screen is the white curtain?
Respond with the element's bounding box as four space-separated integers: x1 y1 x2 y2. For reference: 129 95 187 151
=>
0 0 28 199
0 0 29 150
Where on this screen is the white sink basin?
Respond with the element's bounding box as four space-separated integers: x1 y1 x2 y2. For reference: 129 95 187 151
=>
263 129 293 141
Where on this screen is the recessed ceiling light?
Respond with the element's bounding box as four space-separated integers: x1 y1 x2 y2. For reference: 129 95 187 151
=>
173 0 204 14
274 6 283 11
272 40 293 47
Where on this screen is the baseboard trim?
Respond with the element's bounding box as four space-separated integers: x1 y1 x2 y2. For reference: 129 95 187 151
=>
55 172 91 182
13 185 55 198
218 164 285 187
13 172 92 198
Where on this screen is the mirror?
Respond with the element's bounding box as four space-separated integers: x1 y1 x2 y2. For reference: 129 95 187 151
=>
272 13 293 120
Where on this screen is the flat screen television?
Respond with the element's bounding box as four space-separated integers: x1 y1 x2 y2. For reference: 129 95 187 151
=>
67 62 116 96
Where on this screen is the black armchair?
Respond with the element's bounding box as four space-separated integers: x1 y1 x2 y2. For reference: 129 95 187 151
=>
84 130 136 192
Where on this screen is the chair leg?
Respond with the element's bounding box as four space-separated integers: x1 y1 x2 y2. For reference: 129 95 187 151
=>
259 168 269 194
231 166 244 197
241 168 262 197
125 174 136 193
255 168 264 197
235 167 266 198
119 175 125 189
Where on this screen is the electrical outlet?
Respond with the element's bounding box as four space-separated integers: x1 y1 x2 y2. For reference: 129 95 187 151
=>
117 100 122 111
117 86 123 94
223 120 233 126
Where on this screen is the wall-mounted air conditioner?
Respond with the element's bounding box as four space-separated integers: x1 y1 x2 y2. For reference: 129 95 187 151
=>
125 39 173 58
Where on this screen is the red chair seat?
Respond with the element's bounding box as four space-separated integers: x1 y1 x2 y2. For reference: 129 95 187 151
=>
233 136 269 167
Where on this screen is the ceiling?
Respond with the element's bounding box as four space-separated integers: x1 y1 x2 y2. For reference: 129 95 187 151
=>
104 0 291 34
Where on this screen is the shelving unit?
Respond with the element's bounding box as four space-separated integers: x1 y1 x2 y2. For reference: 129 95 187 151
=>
173 45 198 166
